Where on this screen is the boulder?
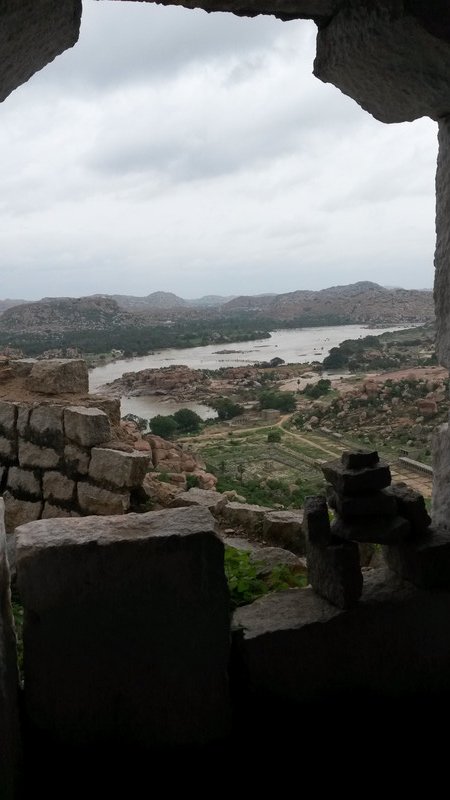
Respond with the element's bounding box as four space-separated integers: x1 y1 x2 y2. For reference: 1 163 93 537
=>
64 443 90 476
18 441 60 470
7 467 41 499
170 488 227 516
331 515 411 545
222 502 273 535
64 407 111 448
0 401 17 437
16 507 231 747
29 405 64 448
26 359 89 395
42 503 81 520
0 436 16 461
262 510 305 552
42 472 76 503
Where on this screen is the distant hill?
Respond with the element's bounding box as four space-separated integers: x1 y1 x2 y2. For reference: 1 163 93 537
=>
0 298 26 315
0 296 137 333
221 282 434 325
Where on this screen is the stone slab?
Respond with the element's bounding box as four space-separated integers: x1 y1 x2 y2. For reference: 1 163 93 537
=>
232 568 450 705
16 507 231 747
303 495 331 546
26 359 88 395
383 527 450 589
385 483 431 536
307 538 362 608
64 406 111 448
321 458 391 496
341 450 379 469
89 447 150 489
77 482 130 515
0 499 21 799
326 486 397 520
331 515 411 545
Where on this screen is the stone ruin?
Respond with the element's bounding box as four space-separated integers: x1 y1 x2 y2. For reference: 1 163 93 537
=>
4 0 450 794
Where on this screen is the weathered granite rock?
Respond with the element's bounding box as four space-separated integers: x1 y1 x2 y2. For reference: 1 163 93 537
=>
170 488 228 516
322 458 391 495
383 527 450 589
331 515 411 545
64 443 90 476
89 447 151 489
248 546 306 576
77 482 130 515
326 486 397 520
26 359 88 395
29 405 64 448
42 502 81 520
307 538 362 609
19 440 60 470
0 436 16 461
432 423 450 529
221 502 273 535
64 406 111 448
7 466 41 499
0 401 17 437
262 510 305 553
303 495 330 546
16 507 231 747
16 404 31 436
0 499 21 799
3 491 42 534
435 120 450 367
232 568 450 705
341 450 379 469
385 483 431 535
42 471 75 503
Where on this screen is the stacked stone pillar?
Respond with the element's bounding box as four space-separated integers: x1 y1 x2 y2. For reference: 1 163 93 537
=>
304 450 434 608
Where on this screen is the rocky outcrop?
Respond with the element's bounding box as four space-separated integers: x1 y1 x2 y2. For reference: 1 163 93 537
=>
16 507 231 747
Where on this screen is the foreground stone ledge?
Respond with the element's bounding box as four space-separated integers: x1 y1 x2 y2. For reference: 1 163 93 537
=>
0 499 21 799
232 568 450 703
16 507 231 747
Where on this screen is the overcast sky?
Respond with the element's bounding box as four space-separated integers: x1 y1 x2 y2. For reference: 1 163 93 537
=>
0 0 438 300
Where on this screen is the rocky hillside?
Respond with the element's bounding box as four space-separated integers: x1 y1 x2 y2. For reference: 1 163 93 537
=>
0 296 139 333
222 282 434 325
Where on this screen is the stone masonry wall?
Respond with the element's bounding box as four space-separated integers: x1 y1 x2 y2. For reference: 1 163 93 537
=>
0 399 151 533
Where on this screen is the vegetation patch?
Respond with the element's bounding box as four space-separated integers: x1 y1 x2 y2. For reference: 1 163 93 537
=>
224 546 307 609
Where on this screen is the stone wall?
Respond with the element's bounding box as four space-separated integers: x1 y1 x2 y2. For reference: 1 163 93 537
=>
0 399 151 533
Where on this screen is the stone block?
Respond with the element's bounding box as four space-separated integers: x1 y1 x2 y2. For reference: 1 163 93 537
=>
331 515 411 545
42 471 75 503
9 360 34 378
326 486 397 520
64 406 111 447
385 483 431 535
26 359 89 395
383 527 450 588
7 466 41 499
18 440 60 470
0 436 16 461
307 538 362 608
29 405 64 449
16 506 231 747
232 569 450 706
0 401 17 437
86 396 121 427
3 491 42 534
42 503 81 520
77 482 130 515
321 458 391 495
341 450 379 469
303 495 331 546
221 502 273 535
16 404 31 436
170 488 228 516
89 447 150 490
64 443 90 476
0 499 22 799
262 510 305 553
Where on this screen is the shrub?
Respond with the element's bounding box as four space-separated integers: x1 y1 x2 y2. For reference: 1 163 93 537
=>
267 428 282 443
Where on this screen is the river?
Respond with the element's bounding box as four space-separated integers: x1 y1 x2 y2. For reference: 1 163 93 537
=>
89 323 415 420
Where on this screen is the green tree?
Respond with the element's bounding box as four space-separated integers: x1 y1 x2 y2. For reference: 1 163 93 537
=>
259 390 296 412
172 408 202 433
210 397 244 420
149 414 178 439
267 429 282 443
